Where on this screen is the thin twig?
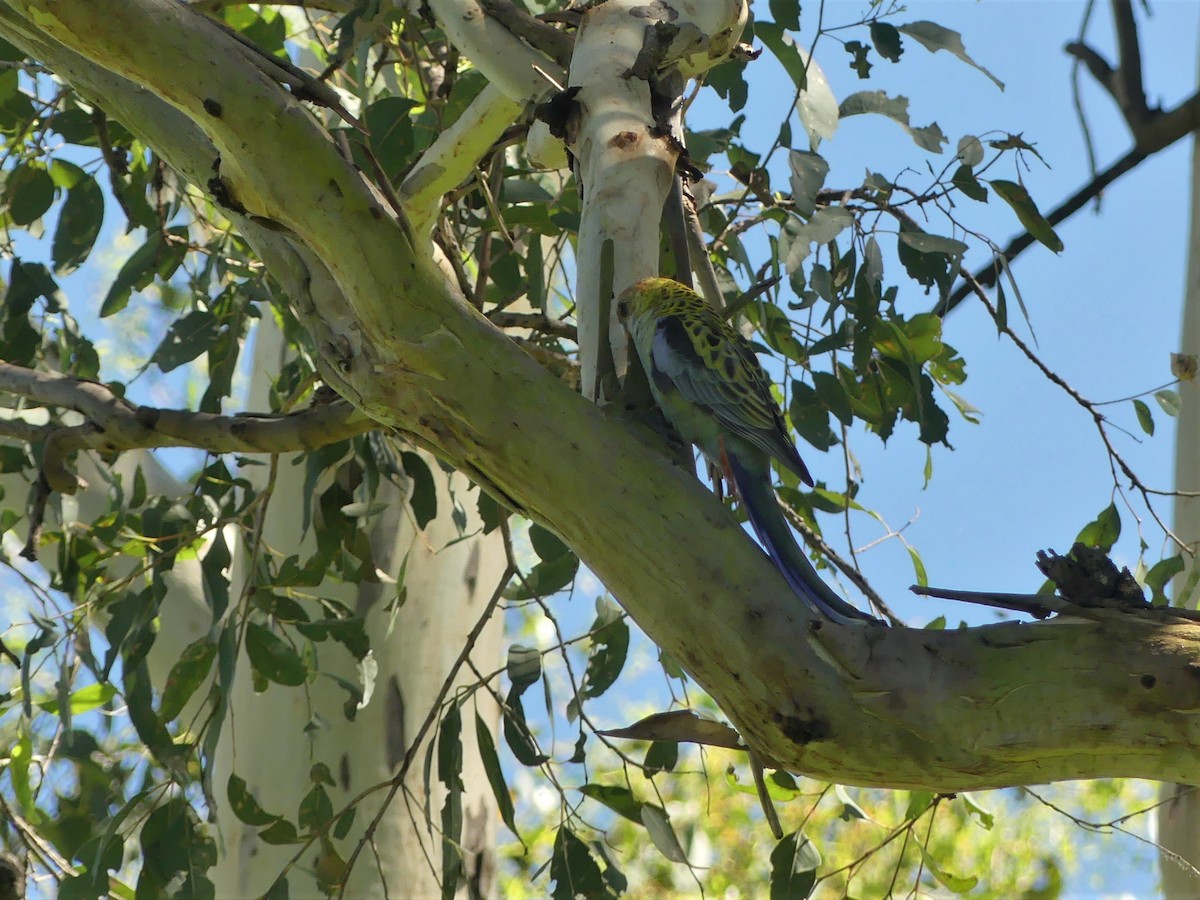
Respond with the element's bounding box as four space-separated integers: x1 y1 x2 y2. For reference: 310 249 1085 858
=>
0 362 374 489
487 311 577 341
1068 0 1101 205
0 638 19 667
1024 786 1200 881
748 750 783 840
954 268 1195 547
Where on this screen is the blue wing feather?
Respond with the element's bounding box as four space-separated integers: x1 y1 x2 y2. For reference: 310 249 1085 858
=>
651 316 811 485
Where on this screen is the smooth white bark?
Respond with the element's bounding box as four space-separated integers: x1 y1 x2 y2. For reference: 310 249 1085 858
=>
424 0 564 102
1157 20 1200 897
14 0 1200 793
203 319 506 899
567 0 747 399
0 7 508 896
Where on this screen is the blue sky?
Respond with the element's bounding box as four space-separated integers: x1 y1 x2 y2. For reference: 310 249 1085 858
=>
720 0 1200 622
559 2 1199 895
5 2 1198 896
722 2 1198 894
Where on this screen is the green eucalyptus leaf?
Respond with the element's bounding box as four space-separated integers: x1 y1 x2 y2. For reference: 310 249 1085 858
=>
476 712 519 840
869 21 903 62
228 773 279 826
898 20 1004 89
991 180 1062 253
1132 398 1155 435
1075 503 1121 552
550 828 607 900
6 162 55 225
49 161 104 272
245 622 308 687
1155 389 1181 417
770 830 820 900
839 90 946 153
159 638 216 722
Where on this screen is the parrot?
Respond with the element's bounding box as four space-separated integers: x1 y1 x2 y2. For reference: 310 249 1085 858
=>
617 276 878 626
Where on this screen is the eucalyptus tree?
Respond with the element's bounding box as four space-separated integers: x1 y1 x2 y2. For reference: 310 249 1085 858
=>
0 1 1196 898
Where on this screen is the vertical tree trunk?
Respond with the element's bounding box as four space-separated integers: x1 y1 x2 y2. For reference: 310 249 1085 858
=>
1157 20 1200 897
209 319 507 898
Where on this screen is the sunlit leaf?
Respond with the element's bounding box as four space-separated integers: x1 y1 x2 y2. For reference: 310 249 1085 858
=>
956 134 985 166
1144 554 1185 606
916 836 980 892
1155 389 1181 416
960 792 995 830
991 180 1063 253
757 24 838 146
1075 502 1121 552
835 785 869 821
905 789 936 820
37 681 116 716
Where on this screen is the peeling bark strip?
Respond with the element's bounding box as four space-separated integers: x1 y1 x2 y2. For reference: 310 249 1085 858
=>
10 0 1200 794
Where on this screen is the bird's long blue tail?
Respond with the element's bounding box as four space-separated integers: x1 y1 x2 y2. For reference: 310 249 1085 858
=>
728 456 877 625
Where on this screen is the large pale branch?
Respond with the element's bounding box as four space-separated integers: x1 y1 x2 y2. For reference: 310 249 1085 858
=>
477 0 573 67
400 83 524 234
424 0 564 102
398 0 571 228
7 0 1200 791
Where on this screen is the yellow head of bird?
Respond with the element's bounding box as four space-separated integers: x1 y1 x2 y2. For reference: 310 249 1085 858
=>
616 277 695 325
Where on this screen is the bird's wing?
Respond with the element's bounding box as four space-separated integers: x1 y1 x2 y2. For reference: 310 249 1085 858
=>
650 311 812 485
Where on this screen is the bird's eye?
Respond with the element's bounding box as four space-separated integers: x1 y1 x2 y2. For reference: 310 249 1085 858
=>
616 300 629 319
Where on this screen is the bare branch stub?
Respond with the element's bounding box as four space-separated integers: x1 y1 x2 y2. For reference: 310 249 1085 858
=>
911 584 1059 620
1036 543 1147 610
1063 0 1150 133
